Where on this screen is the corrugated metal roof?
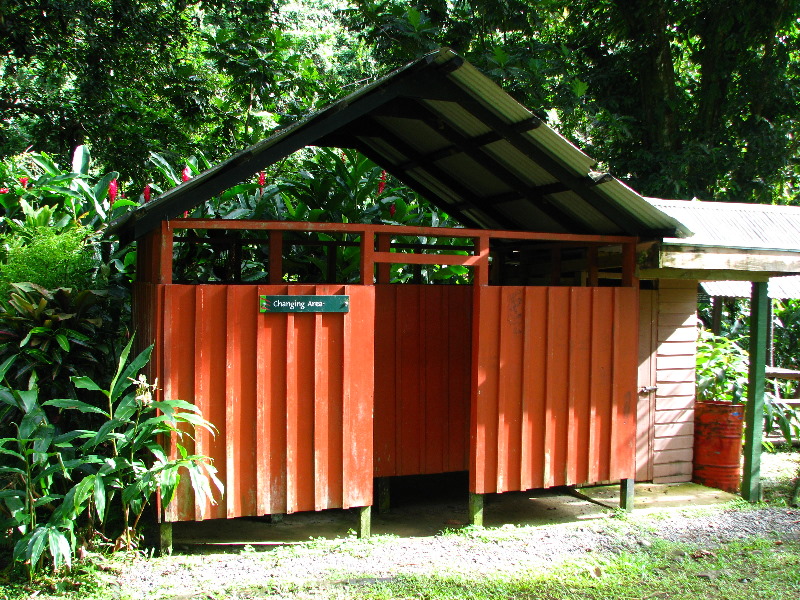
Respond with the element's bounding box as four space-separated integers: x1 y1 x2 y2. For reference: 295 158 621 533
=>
109 48 689 244
648 198 800 252
701 277 800 299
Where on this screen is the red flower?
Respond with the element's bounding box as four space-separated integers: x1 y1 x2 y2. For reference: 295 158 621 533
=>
108 179 118 204
0 188 9 194
389 202 396 218
378 170 387 195
182 166 192 182
258 171 266 187
143 183 151 202
18 177 28 188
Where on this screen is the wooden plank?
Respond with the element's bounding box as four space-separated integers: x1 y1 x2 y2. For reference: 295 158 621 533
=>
447 287 472 472
743 281 768 502
545 287 570 487
162 285 198 521
654 473 693 483
522 287 547 489
653 435 694 451
284 294 298 513
656 340 696 357
656 369 696 383
656 382 695 397
569 287 592 485
653 462 693 479
397 285 422 475
295 287 317 513
655 409 694 424
174 218 635 246
658 312 698 329
224 287 241 518
657 326 698 343
660 301 699 314
654 422 694 438
611 288 638 480
658 288 698 303
425 286 447 474
653 448 694 464
313 310 330 511
589 288 613 484
343 285 374 508
636 289 657 482
471 286 500 494
373 286 397 477
496 288 524 492
656 354 696 370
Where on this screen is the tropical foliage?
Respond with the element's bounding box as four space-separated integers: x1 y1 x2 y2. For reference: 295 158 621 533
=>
0 339 222 578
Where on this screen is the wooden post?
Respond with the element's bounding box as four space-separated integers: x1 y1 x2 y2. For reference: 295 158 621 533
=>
376 478 390 514
268 231 283 284
357 506 371 538
620 478 634 511
469 493 484 527
158 522 173 556
743 281 768 502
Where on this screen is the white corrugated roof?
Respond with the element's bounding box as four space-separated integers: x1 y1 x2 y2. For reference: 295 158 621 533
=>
701 276 800 299
647 198 800 252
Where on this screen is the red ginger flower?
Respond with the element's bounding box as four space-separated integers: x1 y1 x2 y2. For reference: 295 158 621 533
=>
18 177 28 188
378 170 387 195
182 166 192 182
108 179 118 204
0 188 9 194
389 202 396 218
143 183 151 202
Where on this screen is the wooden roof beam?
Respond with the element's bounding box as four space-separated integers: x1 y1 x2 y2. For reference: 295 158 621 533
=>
358 116 520 230
418 76 646 235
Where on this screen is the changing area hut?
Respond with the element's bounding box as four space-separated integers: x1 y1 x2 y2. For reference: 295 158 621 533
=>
109 49 800 538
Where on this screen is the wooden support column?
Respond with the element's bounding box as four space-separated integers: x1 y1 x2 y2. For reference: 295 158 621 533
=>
376 478 391 514
357 506 371 538
620 478 634 511
268 231 283 284
743 281 768 502
158 522 173 556
468 493 484 527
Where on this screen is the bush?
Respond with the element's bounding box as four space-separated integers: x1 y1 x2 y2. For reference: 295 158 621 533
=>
0 226 100 298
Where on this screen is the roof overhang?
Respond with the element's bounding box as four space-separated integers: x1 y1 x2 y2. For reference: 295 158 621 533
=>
640 199 800 281
108 49 689 246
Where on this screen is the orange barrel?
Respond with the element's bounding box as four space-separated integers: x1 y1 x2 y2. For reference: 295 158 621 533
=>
692 401 744 493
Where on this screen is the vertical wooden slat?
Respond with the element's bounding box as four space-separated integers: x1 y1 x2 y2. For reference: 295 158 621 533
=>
496 288 524 492
521 287 547 489
568 288 592 484
314 308 330 510
344 285 374 507
296 287 316 513
636 289 657 481
591 288 614 483
472 287 500 494
425 286 446 474
611 288 638 480
447 286 472 472
544 287 570 487
162 285 197 521
373 286 396 477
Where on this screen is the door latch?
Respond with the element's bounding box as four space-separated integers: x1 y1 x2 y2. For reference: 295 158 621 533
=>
639 386 658 395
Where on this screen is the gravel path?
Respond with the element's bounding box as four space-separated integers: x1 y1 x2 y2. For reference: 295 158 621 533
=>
111 505 800 599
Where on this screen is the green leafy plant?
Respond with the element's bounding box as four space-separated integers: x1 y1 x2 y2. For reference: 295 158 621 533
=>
0 283 113 399
696 329 749 404
0 338 223 577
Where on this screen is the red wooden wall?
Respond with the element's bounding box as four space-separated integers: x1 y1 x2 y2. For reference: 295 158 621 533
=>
140 283 375 521
373 285 472 477
471 286 638 494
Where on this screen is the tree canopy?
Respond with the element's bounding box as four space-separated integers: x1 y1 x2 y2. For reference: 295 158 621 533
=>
3 0 800 205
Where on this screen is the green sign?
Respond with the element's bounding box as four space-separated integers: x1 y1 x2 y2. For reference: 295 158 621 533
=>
259 295 350 313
